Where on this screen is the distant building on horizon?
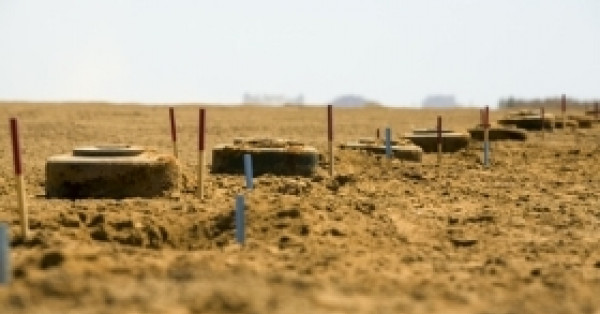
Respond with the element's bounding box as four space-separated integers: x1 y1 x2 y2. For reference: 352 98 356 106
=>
329 94 380 107
243 93 304 106
422 94 457 108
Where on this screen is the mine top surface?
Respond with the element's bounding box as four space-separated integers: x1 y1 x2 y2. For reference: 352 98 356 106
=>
342 137 420 149
503 110 556 120
72 145 145 157
411 128 455 134
215 137 318 152
47 145 159 163
404 130 468 138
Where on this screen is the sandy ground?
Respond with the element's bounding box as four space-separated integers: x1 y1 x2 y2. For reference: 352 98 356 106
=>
0 103 599 314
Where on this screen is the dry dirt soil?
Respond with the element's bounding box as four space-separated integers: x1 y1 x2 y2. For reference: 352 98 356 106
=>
0 103 599 314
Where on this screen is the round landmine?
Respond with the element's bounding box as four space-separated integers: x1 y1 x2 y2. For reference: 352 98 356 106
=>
553 119 578 129
339 138 423 162
212 138 319 176
568 115 594 128
467 125 527 141
585 110 600 119
497 110 556 130
498 114 556 130
403 130 470 153
46 145 179 199
412 128 454 135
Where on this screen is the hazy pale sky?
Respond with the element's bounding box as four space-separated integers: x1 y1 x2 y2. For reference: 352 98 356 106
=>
0 1 598 106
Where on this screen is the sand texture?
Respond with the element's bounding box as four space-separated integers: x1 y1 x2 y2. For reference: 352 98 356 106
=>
1 103 600 314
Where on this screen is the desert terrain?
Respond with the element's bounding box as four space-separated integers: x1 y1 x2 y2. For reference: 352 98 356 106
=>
0 103 599 314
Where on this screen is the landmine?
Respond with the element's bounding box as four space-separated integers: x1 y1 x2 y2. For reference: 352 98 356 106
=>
567 115 594 129
46 145 179 198
468 124 527 141
403 129 470 153
211 138 319 176
585 110 600 119
339 138 423 162
497 110 556 130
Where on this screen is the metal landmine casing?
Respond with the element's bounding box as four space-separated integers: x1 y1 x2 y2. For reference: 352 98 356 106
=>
339 138 423 162
46 145 179 198
468 124 528 141
403 129 470 153
567 115 594 129
497 110 556 130
211 138 319 177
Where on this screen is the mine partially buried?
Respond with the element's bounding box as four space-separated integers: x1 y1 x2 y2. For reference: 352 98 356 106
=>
339 137 423 162
46 145 179 198
403 129 470 153
211 138 319 176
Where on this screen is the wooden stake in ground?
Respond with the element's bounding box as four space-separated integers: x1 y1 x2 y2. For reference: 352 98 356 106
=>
197 108 206 199
376 128 380 140
169 107 178 158
243 154 253 190
437 116 442 164
483 106 490 168
561 94 566 132
540 107 545 139
10 118 28 240
480 109 484 126
327 104 334 176
0 223 8 285
385 127 392 159
235 195 245 245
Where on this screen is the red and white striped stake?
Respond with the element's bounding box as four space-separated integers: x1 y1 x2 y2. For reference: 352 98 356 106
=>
197 108 206 199
169 107 178 158
480 109 484 127
9 118 28 239
437 116 442 164
327 105 334 176
561 94 566 132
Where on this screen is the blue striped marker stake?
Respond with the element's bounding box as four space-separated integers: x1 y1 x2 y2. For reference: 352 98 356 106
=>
243 153 253 190
235 195 245 245
0 223 9 285
385 127 392 158
483 106 490 168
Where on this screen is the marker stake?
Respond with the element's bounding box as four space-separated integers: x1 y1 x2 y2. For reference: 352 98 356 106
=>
483 106 490 168
437 116 442 164
540 107 545 139
0 223 8 285
327 105 334 176
385 127 392 158
561 94 566 132
197 108 206 199
376 128 380 140
169 107 178 158
10 118 28 240
244 154 253 190
235 195 245 245
480 109 484 127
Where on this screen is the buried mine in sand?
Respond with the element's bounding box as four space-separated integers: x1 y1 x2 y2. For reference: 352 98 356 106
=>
468 124 528 141
46 145 179 198
403 129 470 153
211 137 319 176
339 137 423 162
497 110 556 130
